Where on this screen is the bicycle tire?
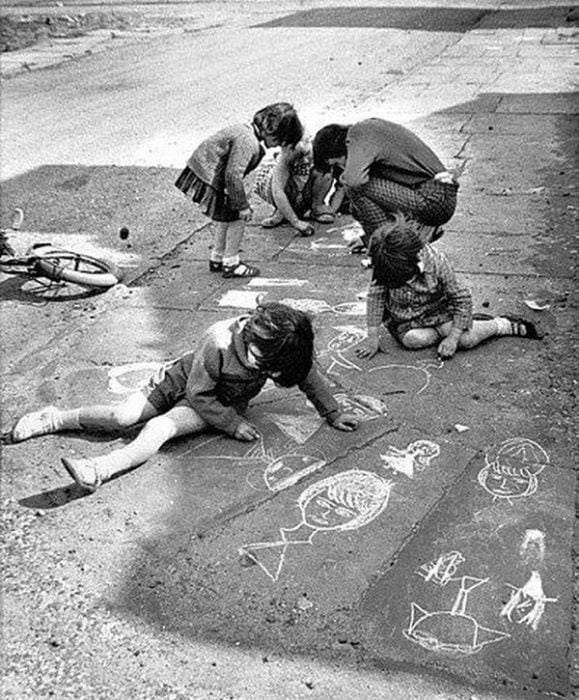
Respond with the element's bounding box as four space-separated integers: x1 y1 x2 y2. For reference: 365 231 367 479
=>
34 248 122 289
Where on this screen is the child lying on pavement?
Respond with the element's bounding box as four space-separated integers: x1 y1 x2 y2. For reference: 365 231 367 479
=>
354 214 542 361
12 302 359 493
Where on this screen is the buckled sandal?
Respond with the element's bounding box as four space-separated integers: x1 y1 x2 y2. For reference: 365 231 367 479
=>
503 315 543 339
222 262 261 278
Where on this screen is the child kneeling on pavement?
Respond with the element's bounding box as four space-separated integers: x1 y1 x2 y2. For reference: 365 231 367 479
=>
355 214 542 361
254 136 344 236
12 303 360 493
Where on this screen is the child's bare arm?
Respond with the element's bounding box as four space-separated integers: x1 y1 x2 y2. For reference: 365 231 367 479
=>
434 253 472 359
298 365 357 431
270 158 312 234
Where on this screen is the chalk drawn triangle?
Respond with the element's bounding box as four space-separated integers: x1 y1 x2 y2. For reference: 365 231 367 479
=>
269 413 322 444
241 542 287 582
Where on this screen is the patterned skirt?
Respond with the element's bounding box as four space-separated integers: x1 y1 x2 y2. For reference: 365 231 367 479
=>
175 167 239 222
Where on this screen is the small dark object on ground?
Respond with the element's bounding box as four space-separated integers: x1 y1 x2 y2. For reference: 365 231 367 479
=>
119 227 130 240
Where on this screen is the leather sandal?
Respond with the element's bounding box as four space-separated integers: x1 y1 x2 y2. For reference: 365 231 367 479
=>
222 262 261 278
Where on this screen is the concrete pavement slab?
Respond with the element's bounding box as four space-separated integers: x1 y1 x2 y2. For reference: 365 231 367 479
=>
361 444 575 697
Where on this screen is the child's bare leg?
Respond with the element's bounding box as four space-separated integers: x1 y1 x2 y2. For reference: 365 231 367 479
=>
62 404 208 493
400 327 440 349
12 392 154 442
223 220 245 266
211 221 228 264
222 220 260 277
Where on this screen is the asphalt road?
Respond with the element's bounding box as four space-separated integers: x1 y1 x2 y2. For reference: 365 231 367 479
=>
1 2 577 699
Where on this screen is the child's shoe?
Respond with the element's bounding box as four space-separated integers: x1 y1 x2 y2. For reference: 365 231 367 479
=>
12 406 59 442
61 457 102 493
209 260 223 272
261 210 285 228
223 262 260 278
503 315 543 339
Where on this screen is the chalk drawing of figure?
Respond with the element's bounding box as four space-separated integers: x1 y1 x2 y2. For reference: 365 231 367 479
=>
418 551 465 586
380 440 440 479
404 576 510 655
520 529 546 565
327 325 366 374
263 450 327 492
478 438 549 503
108 362 164 395
500 571 557 632
240 470 393 581
334 393 388 421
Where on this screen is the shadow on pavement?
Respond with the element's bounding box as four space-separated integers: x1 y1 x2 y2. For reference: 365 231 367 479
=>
254 5 577 31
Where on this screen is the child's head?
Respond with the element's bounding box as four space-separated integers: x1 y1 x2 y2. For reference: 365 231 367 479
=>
368 213 424 288
253 103 304 148
312 124 349 173
242 302 314 387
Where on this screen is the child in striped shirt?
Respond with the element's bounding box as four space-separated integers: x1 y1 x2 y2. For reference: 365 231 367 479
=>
355 214 542 360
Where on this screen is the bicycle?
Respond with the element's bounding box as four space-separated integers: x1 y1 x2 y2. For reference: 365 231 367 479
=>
0 209 123 293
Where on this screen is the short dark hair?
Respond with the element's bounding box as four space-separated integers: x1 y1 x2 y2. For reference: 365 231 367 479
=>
368 213 424 288
242 302 314 386
312 124 349 172
253 103 304 147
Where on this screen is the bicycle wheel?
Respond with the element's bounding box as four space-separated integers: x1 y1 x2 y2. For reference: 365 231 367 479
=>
34 248 122 289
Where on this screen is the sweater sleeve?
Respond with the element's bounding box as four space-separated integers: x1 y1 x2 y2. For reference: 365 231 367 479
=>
185 339 244 435
224 135 256 210
366 280 389 328
435 253 472 330
341 123 377 189
298 363 340 421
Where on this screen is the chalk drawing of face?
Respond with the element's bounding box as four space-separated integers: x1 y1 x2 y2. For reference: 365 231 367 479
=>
478 438 549 503
300 471 392 532
240 470 392 581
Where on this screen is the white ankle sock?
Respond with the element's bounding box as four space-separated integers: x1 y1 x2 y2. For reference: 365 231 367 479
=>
495 317 512 336
223 255 240 268
90 450 133 480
